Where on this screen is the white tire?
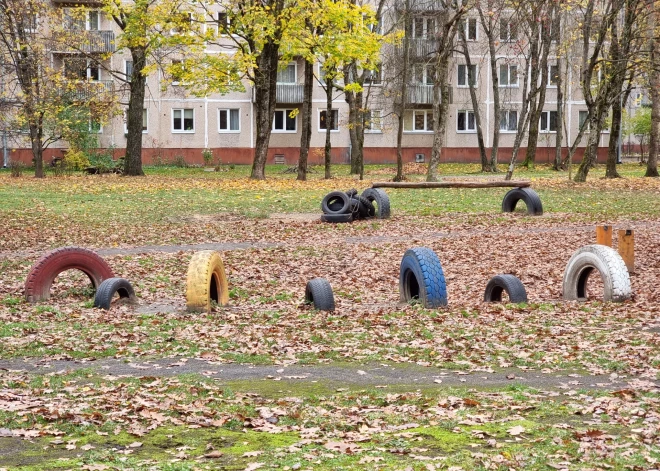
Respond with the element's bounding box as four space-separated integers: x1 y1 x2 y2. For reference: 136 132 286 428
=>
562 244 631 302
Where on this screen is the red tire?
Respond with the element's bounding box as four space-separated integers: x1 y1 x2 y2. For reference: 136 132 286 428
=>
24 247 115 303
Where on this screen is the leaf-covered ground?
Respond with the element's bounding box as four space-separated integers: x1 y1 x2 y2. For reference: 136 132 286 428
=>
0 164 658 470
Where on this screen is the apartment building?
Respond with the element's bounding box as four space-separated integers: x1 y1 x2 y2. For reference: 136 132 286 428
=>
5 0 629 167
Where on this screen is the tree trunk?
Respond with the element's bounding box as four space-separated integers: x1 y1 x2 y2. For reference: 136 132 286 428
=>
427 80 450 181
395 2 410 182
486 27 499 172
124 47 147 176
297 59 314 181
605 97 622 178
574 113 604 182
29 123 44 178
646 0 660 177
324 78 334 179
251 42 279 180
460 35 488 172
553 58 564 170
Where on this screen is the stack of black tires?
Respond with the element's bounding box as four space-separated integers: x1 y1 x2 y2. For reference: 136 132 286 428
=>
321 188 391 223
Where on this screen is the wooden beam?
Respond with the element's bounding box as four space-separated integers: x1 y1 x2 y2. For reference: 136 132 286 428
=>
596 225 613 247
372 181 531 189
618 229 634 273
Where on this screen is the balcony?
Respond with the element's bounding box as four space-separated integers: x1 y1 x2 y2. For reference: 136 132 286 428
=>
53 30 115 54
409 38 438 58
63 80 114 101
52 0 104 6
406 84 434 105
276 83 304 103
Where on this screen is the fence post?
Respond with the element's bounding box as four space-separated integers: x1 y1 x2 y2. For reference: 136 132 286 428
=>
618 229 634 273
596 225 613 247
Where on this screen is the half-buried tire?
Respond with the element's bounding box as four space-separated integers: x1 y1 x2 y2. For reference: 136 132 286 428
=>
352 195 375 219
562 245 631 302
304 278 335 311
186 250 229 312
320 213 353 223
361 188 391 219
321 191 351 214
399 247 447 308
94 277 137 310
24 247 115 303
483 274 528 303
501 188 543 215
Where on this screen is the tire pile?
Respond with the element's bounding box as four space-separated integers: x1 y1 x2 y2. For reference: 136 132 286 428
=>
320 188 390 223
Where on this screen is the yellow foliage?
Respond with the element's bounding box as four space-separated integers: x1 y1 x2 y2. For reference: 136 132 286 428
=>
64 149 90 171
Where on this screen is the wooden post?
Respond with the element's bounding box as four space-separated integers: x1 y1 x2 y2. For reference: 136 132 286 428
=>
618 229 634 273
596 225 612 246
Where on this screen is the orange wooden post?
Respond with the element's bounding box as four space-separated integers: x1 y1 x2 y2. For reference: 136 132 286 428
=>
618 229 634 273
596 225 613 246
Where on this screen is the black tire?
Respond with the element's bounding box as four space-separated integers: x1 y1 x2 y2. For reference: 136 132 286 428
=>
321 191 351 214
94 277 137 310
352 195 375 219
483 274 528 303
305 278 335 311
320 213 353 223
345 188 358 198
501 188 543 216
361 188 391 219
399 247 447 308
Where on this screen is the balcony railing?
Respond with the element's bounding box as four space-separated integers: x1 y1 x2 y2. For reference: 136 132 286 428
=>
53 30 115 54
52 0 104 6
276 83 304 103
63 80 114 101
406 84 434 105
408 38 438 58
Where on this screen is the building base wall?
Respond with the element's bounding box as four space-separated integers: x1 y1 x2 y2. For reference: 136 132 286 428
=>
8 146 611 167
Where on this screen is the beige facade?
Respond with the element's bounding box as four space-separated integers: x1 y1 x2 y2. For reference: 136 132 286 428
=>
5 1 639 166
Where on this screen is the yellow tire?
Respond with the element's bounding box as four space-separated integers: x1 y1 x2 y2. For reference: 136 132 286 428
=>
186 251 229 312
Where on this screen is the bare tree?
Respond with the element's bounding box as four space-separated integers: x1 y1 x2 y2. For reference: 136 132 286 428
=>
646 0 659 177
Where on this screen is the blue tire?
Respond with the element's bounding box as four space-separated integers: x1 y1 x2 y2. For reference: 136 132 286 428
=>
399 247 448 308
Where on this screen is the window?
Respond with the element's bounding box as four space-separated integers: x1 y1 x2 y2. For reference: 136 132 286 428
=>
23 13 38 32
404 110 433 132
88 10 99 31
319 109 339 131
457 64 477 87
273 109 296 132
540 110 558 132
217 12 229 32
413 17 435 38
277 63 296 84
578 110 590 131
499 64 518 87
457 110 476 132
365 109 382 132
125 61 133 81
172 108 194 132
499 18 517 42
549 64 559 87
364 68 381 85
318 63 341 86
89 120 102 133
124 109 148 133
412 63 435 85
171 59 184 85
499 110 517 131
88 64 100 81
219 109 240 132
549 16 560 42
171 12 193 35
459 18 478 41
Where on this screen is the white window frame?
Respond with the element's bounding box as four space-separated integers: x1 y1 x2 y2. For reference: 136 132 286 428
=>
364 67 382 86
125 60 133 82
578 110 591 132
124 109 149 134
539 110 558 133
548 64 559 88
87 61 100 81
457 64 478 88
171 59 185 86
499 110 518 132
23 13 38 33
462 18 478 41
218 108 240 133
412 63 435 85
272 109 297 133
499 18 517 42
412 17 436 39
172 108 195 133
456 110 476 133
498 63 518 87
364 109 382 133
405 110 433 133
318 109 339 132
277 62 297 84
317 63 342 86
89 119 102 134
87 10 100 31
